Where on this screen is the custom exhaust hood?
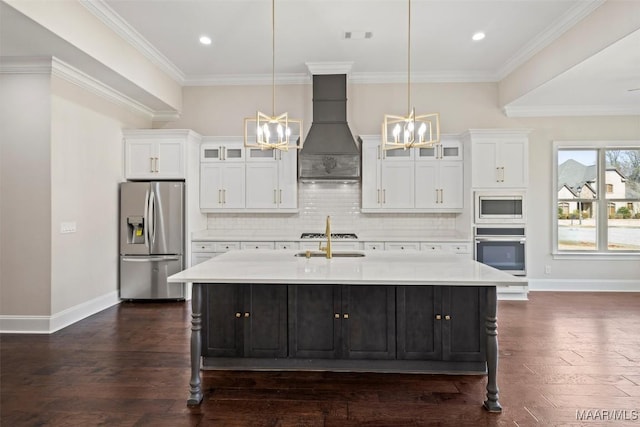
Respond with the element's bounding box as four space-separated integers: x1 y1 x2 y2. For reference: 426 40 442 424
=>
298 74 360 182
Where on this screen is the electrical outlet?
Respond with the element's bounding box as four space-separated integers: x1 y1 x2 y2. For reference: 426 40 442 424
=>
544 265 551 275
60 221 77 234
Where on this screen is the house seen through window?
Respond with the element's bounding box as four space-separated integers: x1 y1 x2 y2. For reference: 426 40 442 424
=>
556 145 640 253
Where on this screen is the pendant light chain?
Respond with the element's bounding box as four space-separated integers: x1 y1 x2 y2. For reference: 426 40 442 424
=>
271 0 276 117
407 0 411 116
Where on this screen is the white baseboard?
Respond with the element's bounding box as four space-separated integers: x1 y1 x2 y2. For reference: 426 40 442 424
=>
0 291 120 334
498 283 529 301
528 279 640 292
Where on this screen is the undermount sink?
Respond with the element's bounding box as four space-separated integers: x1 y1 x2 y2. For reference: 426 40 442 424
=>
295 251 365 258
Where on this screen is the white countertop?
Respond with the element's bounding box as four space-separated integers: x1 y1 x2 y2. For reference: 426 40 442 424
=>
169 249 523 287
191 229 470 242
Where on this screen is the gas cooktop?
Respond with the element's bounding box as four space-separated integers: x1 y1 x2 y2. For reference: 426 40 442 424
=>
300 233 358 239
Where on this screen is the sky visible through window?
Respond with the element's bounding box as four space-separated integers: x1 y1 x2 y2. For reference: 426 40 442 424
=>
558 150 596 166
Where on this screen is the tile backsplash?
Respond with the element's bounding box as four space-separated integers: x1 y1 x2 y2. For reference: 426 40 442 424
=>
206 183 460 235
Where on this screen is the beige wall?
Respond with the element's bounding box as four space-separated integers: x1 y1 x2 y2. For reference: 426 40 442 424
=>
166 81 640 282
50 76 149 314
0 73 52 315
0 69 150 320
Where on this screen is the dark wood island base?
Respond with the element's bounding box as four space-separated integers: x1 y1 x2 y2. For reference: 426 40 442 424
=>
186 282 502 412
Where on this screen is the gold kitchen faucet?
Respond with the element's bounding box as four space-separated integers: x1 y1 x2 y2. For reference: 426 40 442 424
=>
319 216 332 259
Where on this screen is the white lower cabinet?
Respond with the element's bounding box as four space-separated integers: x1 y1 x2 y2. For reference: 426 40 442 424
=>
241 242 276 250
191 241 240 266
384 242 420 251
276 242 299 250
191 239 471 265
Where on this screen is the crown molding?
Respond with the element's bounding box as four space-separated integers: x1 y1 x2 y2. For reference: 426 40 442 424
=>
50 57 157 119
504 104 640 117
0 56 53 74
151 110 181 122
80 0 185 84
183 70 498 86
350 71 498 84
497 0 606 80
1 56 165 119
184 73 310 86
305 61 354 76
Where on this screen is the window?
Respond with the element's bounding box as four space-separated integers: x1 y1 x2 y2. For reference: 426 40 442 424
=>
554 142 640 255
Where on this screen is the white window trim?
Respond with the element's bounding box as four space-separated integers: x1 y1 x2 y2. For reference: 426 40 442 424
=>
552 140 640 259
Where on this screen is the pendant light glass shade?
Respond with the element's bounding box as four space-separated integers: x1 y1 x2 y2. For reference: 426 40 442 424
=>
244 0 303 151
382 0 440 151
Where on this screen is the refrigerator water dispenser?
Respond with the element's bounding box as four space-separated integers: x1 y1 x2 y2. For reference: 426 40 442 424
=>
127 216 145 244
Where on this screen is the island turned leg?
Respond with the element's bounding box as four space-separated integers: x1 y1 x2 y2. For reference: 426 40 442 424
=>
187 283 203 406
483 286 502 413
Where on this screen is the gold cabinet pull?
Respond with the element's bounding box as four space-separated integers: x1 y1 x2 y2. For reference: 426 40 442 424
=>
445 315 451 320
435 314 442 320
149 157 154 173
244 312 250 318
377 189 380 204
218 189 222 204
235 312 242 318
273 189 277 204
343 313 349 319
334 313 340 319
279 189 282 204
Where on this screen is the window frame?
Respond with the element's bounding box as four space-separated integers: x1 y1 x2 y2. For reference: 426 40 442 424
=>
552 140 640 259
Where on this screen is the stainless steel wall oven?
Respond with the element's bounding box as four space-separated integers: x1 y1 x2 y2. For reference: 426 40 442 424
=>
474 226 526 276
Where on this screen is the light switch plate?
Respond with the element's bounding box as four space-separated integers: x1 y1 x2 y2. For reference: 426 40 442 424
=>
60 221 77 234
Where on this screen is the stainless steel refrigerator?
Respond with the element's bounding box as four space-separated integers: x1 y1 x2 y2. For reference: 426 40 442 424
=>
119 181 185 300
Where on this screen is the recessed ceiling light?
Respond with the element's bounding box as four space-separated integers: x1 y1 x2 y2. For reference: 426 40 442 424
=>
472 32 485 41
199 35 212 45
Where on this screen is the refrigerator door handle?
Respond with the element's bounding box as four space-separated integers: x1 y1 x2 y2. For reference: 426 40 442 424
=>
121 256 181 262
143 188 150 248
148 189 155 247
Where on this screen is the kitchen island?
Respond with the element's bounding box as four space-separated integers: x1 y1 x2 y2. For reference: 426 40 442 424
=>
168 249 523 412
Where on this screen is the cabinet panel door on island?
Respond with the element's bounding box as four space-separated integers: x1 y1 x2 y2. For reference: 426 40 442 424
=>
396 286 486 362
441 286 486 362
342 285 396 360
396 286 441 360
202 285 243 357
288 285 395 360
202 284 287 358
288 285 341 359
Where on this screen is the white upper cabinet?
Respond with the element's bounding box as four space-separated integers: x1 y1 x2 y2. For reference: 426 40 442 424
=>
362 138 416 211
467 129 529 189
199 138 246 212
415 161 463 210
199 137 298 213
361 135 464 213
245 147 298 211
124 131 190 179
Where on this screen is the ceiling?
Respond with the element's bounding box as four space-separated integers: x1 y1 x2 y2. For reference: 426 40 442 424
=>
1 0 639 116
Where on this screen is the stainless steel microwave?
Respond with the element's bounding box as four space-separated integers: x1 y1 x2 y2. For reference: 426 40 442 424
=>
475 192 525 223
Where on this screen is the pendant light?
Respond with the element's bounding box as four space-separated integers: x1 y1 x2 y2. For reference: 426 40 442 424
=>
382 0 440 151
244 0 303 151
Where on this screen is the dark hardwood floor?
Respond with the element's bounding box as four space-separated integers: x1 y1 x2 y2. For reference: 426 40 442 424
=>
2 292 640 426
